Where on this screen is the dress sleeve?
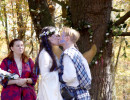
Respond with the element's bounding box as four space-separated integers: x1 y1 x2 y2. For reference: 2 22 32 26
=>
0 58 9 88
28 58 38 85
62 55 77 83
38 50 62 100
38 50 51 79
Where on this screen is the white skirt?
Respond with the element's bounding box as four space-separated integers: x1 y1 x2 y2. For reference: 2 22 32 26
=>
37 71 63 100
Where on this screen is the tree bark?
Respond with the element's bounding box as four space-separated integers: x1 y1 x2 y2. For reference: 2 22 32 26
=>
28 0 54 38
3 3 10 51
16 0 27 40
11 0 17 38
69 0 113 99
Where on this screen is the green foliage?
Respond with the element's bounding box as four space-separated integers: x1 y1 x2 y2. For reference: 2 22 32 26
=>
116 13 120 18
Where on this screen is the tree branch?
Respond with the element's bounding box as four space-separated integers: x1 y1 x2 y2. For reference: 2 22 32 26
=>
52 0 67 7
120 32 130 36
112 7 124 12
114 11 130 26
114 37 123 72
113 32 130 36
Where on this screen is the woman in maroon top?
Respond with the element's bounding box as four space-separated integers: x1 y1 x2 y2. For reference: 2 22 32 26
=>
0 39 37 100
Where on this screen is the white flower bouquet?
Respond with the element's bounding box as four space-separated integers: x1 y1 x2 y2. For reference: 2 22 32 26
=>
0 68 19 83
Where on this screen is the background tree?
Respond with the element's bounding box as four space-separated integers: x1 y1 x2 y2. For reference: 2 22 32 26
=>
28 0 54 38
0 0 9 50
16 0 27 40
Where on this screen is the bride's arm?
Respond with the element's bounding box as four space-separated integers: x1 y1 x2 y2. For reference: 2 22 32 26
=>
39 50 51 79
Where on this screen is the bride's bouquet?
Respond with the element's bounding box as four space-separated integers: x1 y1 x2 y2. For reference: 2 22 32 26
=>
0 68 19 84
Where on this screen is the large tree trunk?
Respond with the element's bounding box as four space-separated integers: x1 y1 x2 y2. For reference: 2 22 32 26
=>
69 0 113 99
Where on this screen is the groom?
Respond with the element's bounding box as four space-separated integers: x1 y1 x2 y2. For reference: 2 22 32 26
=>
58 27 92 100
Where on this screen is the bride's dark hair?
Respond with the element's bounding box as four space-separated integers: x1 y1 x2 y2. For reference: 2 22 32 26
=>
34 26 58 75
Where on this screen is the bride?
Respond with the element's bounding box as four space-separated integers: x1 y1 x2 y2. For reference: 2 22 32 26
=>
34 26 63 100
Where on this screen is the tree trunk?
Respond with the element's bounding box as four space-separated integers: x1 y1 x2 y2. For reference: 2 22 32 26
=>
16 0 27 40
28 0 54 38
69 0 113 99
11 0 17 38
3 3 10 51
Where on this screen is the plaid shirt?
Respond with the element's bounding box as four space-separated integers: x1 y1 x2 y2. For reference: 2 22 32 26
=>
59 47 91 100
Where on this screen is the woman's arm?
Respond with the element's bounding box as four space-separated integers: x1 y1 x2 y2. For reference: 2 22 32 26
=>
28 58 38 85
8 79 24 86
39 50 51 78
8 78 33 87
0 59 10 87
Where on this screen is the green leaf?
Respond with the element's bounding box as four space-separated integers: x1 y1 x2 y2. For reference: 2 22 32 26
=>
116 14 120 18
127 45 130 48
112 25 116 31
122 52 127 58
123 24 127 28
123 47 126 50
125 40 128 46
30 9 35 12
0 17 3 21
118 30 122 35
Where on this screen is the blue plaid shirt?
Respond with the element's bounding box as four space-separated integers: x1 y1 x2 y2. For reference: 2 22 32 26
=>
59 47 91 100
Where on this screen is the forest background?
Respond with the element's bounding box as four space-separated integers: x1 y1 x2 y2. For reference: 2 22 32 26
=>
0 0 129 100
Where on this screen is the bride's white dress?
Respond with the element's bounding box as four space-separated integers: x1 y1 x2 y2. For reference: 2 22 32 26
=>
37 49 63 100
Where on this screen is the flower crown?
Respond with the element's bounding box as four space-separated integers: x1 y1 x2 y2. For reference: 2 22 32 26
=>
39 27 56 37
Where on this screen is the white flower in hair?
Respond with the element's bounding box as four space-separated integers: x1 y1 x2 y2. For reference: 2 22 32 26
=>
55 28 60 35
39 31 45 37
50 28 55 33
46 31 49 35
39 31 50 37
39 27 56 37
